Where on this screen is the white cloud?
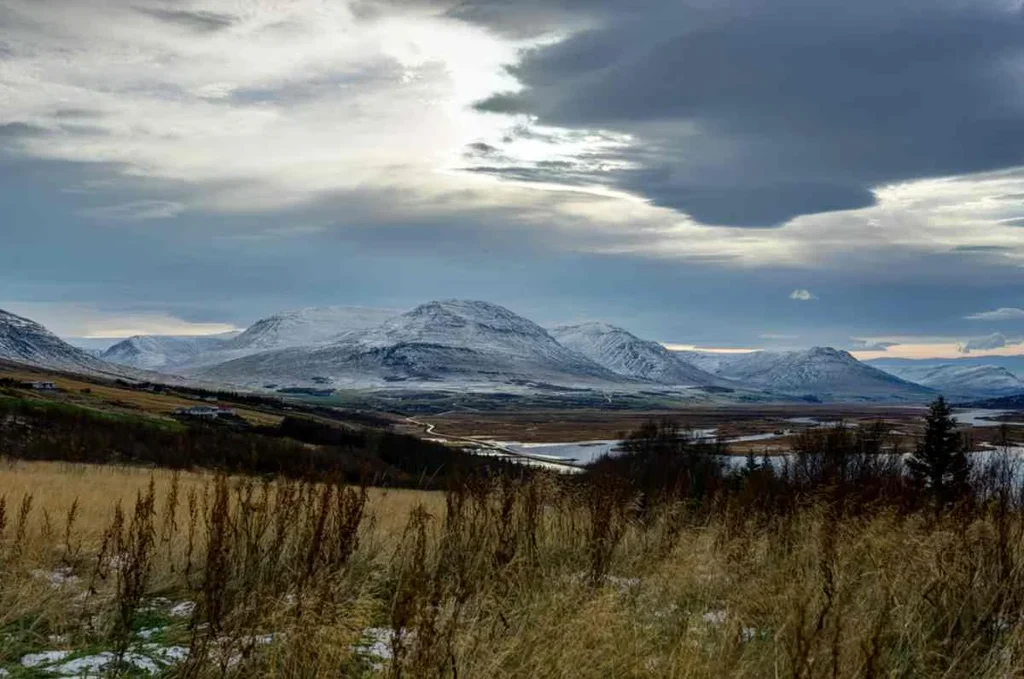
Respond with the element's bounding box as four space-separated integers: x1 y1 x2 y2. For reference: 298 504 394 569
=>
789 289 816 301
0 302 239 338
0 0 572 210
80 200 186 220
849 339 898 351
956 333 1020 354
965 307 1024 321
6 0 1024 279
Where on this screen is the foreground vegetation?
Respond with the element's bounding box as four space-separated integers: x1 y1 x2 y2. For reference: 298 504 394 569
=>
1 396 1024 676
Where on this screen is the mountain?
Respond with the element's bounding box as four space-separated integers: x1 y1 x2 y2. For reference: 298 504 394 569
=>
670 349 746 375
549 322 723 386
868 355 1024 380
198 300 631 390
870 363 1024 398
676 347 935 401
101 334 236 370
224 306 400 353
0 308 129 376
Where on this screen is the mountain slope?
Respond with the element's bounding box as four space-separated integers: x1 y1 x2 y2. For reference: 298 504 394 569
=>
868 355 1024 380
678 347 934 401
0 308 134 377
550 322 722 386
101 334 235 370
873 363 1024 398
225 307 400 353
198 300 633 390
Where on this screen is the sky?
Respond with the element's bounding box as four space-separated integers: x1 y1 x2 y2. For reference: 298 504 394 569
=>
4 0 1024 359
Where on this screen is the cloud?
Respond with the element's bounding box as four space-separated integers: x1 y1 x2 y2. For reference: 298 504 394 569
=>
849 339 898 352
956 333 1019 354
0 302 240 338
965 307 1024 321
464 0 1024 227
0 0 543 210
789 289 816 301
136 8 237 33
80 200 187 221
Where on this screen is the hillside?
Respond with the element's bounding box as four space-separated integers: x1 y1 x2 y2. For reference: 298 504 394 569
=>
677 347 935 401
102 334 235 370
873 363 1024 399
0 308 136 379
550 322 723 386
198 300 632 391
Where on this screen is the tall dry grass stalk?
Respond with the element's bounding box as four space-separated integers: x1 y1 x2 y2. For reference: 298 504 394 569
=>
1 455 1024 677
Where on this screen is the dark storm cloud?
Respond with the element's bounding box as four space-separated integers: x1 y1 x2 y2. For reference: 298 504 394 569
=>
136 7 236 33
52 109 106 120
0 122 47 138
951 245 1014 253
462 0 1024 226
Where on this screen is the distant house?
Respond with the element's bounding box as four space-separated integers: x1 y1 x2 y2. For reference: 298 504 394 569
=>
174 405 236 419
26 381 57 391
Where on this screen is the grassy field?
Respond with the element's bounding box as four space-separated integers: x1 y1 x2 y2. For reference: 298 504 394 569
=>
0 365 283 428
2 452 1024 677
2 363 1023 676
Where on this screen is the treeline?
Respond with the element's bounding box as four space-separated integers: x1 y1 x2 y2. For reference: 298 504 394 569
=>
0 399 527 488
586 397 1011 522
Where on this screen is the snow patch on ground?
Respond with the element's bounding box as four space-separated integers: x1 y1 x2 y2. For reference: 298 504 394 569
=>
21 651 71 667
169 600 196 617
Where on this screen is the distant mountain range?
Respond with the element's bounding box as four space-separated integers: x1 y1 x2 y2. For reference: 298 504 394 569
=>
101 333 238 370
868 363 1024 399
3 301 1023 403
678 346 935 402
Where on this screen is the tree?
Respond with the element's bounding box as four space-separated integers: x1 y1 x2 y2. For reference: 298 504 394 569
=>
906 396 971 507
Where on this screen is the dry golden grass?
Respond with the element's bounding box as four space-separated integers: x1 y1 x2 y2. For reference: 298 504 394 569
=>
1 459 1023 677
0 460 439 550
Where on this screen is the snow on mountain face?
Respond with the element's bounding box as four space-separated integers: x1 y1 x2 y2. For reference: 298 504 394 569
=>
199 300 629 389
0 308 121 374
101 335 234 370
225 307 401 352
681 346 934 401
671 350 742 375
550 322 722 386
875 363 1024 398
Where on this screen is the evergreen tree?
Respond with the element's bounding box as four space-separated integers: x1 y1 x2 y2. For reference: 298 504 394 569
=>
906 396 971 507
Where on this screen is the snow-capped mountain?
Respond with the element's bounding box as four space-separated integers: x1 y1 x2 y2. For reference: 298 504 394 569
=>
867 355 1024 380
0 308 129 376
224 306 401 353
671 350 744 375
198 300 630 390
677 347 935 401
550 322 723 386
101 334 236 370
872 363 1024 398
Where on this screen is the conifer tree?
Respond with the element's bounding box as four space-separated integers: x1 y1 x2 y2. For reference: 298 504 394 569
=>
906 396 970 506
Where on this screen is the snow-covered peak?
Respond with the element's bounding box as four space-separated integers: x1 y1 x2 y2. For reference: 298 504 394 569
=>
355 300 559 353
102 334 233 370
200 300 628 390
877 363 1024 398
0 308 119 374
681 345 934 401
550 322 722 386
227 306 401 352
